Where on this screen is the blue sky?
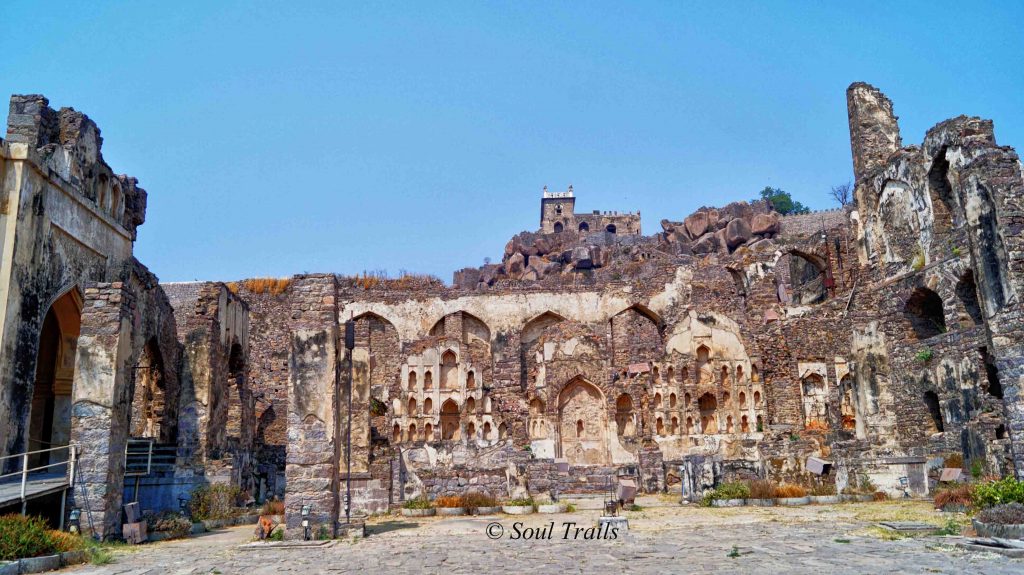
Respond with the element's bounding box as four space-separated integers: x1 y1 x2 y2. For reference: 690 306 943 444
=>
2 2 1022 282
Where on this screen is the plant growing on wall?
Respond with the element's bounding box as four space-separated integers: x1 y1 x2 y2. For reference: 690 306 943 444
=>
916 349 934 363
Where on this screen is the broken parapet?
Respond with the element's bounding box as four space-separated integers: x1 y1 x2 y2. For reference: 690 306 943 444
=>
847 82 902 182
5 94 147 238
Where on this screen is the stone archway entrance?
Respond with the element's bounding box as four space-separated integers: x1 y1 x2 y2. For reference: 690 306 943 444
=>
28 289 82 467
557 378 608 465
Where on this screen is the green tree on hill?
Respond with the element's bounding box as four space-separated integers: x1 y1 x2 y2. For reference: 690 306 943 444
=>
756 186 810 215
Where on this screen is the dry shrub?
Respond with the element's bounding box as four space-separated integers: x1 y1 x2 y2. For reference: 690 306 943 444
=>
934 483 973 509
809 482 837 496
747 480 777 499
462 492 497 508
239 278 292 295
773 483 807 498
226 282 240 294
943 453 964 469
260 498 285 516
46 530 83 553
433 496 464 508
873 491 889 501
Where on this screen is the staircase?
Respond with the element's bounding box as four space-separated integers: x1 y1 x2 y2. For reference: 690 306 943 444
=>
125 439 176 476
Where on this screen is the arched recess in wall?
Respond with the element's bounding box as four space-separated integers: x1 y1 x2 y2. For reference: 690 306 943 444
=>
606 224 617 234
968 183 1013 317
520 311 566 389
27 287 82 467
801 374 828 429
224 342 246 445
695 344 712 384
839 374 856 431
352 312 401 395
787 250 829 305
903 287 946 339
529 397 547 439
130 337 172 442
553 222 564 233
615 394 635 437
927 147 957 233
578 222 589 232
440 349 458 390
440 399 460 440
955 271 984 327
557 377 609 465
698 393 718 433
923 391 944 434
610 304 663 367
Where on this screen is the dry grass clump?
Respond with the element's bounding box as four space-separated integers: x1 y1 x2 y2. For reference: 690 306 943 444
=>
239 278 292 295
933 483 973 509
747 480 777 499
461 492 497 508
773 483 808 498
809 482 837 496
260 498 285 515
433 496 465 508
336 270 445 291
943 453 964 469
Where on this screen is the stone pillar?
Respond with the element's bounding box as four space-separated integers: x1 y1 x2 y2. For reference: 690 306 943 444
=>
847 82 902 183
284 275 340 539
68 282 134 539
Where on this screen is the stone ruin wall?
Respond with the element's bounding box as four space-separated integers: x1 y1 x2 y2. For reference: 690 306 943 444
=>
5 82 1022 539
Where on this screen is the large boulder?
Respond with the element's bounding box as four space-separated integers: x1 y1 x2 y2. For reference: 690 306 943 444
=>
725 218 752 248
506 252 526 276
751 212 780 236
684 211 709 239
691 232 719 255
570 246 594 269
715 228 730 255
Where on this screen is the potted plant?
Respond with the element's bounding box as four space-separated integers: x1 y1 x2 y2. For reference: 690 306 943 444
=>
502 497 536 515
704 481 749 508
433 496 467 516
463 492 501 515
973 503 1024 539
774 483 809 506
400 495 436 517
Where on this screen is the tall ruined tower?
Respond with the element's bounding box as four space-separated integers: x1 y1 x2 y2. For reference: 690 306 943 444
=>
539 185 576 233
846 82 902 183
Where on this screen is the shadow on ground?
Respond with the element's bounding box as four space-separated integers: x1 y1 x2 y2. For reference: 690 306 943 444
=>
366 520 419 535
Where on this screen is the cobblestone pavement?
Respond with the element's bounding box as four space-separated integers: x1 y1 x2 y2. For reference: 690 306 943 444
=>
64 500 1023 574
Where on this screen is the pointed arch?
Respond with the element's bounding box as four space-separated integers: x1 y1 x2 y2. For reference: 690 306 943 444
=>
440 349 458 390
440 399 460 440
557 377 609 465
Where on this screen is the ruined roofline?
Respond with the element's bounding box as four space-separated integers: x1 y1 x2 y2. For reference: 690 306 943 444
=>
4 93 148 238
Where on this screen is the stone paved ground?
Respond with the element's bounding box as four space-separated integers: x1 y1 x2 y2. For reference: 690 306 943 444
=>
64 499 1023 574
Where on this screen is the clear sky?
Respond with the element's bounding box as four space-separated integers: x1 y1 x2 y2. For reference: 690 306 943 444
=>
2 2 1022 282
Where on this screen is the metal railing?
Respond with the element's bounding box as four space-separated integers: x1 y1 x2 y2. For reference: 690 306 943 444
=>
0 444 78 513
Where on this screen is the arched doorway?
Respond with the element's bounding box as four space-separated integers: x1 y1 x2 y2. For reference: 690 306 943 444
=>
698 392 718 433
28 289 81 466
557 378 608 465
440 399 460 440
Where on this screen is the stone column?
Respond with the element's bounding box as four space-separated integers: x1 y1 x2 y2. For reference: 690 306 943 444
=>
284 275 340 539
68 282 134 538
